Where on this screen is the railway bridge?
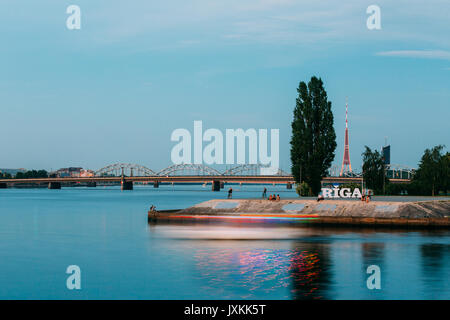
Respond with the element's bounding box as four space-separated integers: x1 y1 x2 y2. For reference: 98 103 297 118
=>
0 163 411 191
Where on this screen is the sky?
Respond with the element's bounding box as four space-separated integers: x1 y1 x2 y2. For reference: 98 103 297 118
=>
1 0 449 173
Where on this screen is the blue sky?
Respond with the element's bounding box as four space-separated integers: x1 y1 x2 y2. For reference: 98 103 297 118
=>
1 0 449 172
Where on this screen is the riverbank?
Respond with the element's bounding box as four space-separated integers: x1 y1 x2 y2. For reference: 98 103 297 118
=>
149 199 450 228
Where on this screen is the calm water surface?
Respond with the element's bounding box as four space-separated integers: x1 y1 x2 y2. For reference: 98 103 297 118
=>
0 185 449 299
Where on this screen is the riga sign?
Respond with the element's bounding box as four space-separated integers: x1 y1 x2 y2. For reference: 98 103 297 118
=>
321 187 363 199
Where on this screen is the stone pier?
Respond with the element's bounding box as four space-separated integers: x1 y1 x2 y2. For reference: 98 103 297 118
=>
48 182 61 189
121 180 133 190
212 180 221 191
150 199 450 228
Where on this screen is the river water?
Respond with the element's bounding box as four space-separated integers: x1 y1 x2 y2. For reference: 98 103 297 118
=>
0 185 448 299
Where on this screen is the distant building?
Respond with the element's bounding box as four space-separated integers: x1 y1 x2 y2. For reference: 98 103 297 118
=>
382 145 391 165
55 167 83 178
0 168 27 176
80 169 94 177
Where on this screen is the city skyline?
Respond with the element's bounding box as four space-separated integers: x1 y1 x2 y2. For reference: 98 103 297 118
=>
1 1 449 171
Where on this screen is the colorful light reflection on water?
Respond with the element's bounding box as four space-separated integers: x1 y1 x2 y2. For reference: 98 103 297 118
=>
192 246 328 299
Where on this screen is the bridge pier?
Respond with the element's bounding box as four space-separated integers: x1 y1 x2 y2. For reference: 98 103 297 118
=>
212 180 221 191
48 182 61 189
0 183 7 189
286 183 292 189
154 181 159 188
87 182 96 187
121 180 133 190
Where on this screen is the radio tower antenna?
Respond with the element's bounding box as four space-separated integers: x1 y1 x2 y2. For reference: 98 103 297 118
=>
339 98 353 176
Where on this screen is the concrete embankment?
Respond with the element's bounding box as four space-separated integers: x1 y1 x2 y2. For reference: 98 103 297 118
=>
149 199 450 228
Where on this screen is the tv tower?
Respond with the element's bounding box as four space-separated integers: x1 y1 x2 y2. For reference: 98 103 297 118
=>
339 98 352 176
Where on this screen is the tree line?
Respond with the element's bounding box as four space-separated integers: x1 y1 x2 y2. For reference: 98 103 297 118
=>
385 146 449 196
0 170 49 179
360 145 449 195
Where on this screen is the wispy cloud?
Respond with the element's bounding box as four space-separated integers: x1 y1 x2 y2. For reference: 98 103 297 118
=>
376 50 450 60
90 1 450 48
2 1 449 51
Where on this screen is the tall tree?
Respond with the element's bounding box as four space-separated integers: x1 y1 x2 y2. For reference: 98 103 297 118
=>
362 146 386 194
443 152 450 194
290 76 337 195
414 145 447 196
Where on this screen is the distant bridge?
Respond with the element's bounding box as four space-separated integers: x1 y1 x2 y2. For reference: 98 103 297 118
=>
0 163 411 191
95 163 157 177
94 163 291 177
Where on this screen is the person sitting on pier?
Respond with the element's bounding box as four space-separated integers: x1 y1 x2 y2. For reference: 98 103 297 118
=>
361 189 368 202
276 194 280 201
317 192 324 202
268 194 273 201
365 191 371 203
148 205 157 220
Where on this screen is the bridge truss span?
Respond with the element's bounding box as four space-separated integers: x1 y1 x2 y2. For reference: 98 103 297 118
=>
156 164 222 176
222 164 290 176
95 163 158 177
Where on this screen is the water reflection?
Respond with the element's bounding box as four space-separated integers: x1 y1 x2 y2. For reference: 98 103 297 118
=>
192 247 293 299
420 243 450 299
189 241 333 299
361 243 385 265
421 243 448 272
147 222 450 299
1 186 449 299
289 242 332 300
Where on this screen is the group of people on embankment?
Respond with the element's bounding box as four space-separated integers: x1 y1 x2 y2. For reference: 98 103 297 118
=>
226 187 280 200
262 187 280 201
227 186 373 202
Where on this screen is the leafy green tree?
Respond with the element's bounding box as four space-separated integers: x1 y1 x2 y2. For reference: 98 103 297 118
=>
0 172 12 179
14 170 48 179
362 146 387 194
414 145 448 196
290 76 337 195
15 172 24 179
296 181 310 197
443 152 450 194
385 183 409 195
27 170 38 178
36 170 48 178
